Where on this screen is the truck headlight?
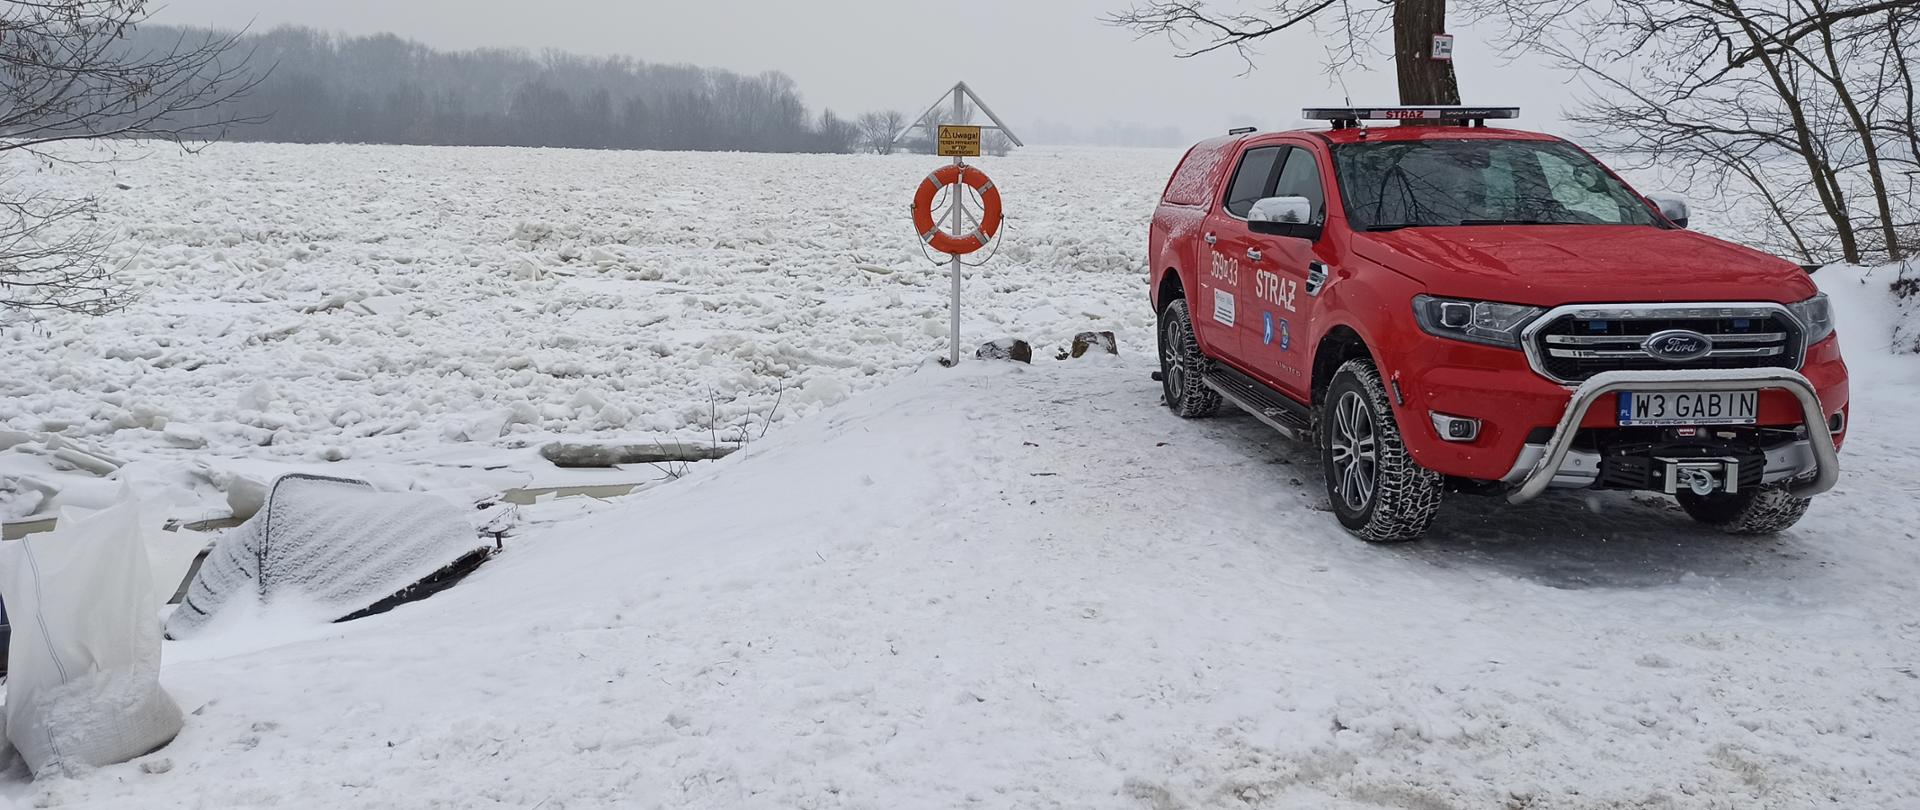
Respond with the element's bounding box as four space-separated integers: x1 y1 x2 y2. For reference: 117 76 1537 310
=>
1787 293 1835 344
1412 295 1544 348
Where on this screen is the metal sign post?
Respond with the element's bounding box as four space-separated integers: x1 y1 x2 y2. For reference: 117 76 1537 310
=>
947 91 966 367
895 82 1024 367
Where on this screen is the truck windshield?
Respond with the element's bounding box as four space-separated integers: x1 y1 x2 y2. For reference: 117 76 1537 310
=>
1332 139 1660 231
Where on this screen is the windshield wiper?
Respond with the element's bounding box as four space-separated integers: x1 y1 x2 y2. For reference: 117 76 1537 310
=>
1454 218 1556 226
1359 223 1420 232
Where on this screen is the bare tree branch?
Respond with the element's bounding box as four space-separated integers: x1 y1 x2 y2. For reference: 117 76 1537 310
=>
1105 0 1393 78
1516 0 1920 263
0 0 261 313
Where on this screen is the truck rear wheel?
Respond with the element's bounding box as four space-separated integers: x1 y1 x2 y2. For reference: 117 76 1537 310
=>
1321 359 1444 542
1158 298 1221 418
1676 483 1812 535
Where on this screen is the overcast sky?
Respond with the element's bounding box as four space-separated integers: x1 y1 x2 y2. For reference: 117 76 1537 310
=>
152 0 1584 143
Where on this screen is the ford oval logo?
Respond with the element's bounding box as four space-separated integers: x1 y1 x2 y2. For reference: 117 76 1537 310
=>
1642 329 1714 362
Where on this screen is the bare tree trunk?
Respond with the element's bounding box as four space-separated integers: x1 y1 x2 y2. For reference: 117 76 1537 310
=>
1728 150 1819 261
1106 1 1459 107
1889 13 1920 184
1804 0 1904 259
1893 11 1920 256
1395 0 1462 106
1728 0 1863 263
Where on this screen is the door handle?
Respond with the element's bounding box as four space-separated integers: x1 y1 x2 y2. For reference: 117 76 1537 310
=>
1203 233 1217 245
1306 261 1329 295
1246 248 1263 262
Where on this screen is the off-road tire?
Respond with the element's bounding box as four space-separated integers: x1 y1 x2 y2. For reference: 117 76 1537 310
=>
1676 482 1812 535
1320 359 1444 542
1158 298 1221 418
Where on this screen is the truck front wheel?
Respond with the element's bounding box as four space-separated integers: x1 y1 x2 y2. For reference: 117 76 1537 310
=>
1677 483 1812 535
1158 298 1222 418
1321 359 1444 542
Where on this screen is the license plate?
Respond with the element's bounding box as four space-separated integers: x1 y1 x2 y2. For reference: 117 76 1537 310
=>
1618 390 1758 426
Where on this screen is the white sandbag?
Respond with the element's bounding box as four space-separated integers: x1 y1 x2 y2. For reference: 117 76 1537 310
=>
23 502 207 609
0 499 183 776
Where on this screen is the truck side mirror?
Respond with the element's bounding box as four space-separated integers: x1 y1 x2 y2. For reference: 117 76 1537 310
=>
1247 196 1321 240
1645 193 1690 229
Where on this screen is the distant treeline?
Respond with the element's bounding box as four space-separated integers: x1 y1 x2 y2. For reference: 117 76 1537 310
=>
126 25 867 153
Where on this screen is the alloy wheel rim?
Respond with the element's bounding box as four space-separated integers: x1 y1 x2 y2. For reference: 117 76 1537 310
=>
1330 391 1378 512
1161 317 1185 396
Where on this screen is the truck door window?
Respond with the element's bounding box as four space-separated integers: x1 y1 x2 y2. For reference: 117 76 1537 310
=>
1272 148 1326 225
1223 146 1284 218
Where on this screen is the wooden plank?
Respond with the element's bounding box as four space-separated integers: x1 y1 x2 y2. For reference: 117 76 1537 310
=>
539 441 735 468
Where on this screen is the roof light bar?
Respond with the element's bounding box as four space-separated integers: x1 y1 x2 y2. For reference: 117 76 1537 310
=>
1303 106 1520 129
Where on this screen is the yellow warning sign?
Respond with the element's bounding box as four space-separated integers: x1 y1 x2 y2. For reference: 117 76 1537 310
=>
937 125 982 157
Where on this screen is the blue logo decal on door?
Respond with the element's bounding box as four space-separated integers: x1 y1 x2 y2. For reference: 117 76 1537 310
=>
1263 313 1293 350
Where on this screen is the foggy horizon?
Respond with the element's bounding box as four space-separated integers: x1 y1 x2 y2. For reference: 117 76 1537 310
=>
151 0 1588 145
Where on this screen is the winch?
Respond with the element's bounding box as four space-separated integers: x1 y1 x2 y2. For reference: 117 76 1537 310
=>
1661 457 1741 496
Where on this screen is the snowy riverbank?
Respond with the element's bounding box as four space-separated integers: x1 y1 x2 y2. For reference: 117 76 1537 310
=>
1 142 1916 808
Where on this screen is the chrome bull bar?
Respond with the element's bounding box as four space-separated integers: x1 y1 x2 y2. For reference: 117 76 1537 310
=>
1507 369 1840 505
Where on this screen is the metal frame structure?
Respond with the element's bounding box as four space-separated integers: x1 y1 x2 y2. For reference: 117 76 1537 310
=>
896 82 1025 367
892 81 1026 149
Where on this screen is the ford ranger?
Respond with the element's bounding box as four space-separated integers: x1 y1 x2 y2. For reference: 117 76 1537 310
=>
1149 107 1847 542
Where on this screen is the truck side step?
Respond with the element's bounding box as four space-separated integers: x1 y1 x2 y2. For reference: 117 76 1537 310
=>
1201 366 1314 441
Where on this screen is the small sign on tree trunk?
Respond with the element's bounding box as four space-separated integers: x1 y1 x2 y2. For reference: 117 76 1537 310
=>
1431 33 1455 61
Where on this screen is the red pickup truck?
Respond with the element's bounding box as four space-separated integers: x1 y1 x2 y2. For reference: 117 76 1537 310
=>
1149 107 1847 542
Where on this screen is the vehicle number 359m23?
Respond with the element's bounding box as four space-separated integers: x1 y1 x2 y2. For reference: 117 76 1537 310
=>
1210 252 1239 286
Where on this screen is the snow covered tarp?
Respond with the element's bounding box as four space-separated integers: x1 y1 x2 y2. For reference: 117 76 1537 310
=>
165 475 492 639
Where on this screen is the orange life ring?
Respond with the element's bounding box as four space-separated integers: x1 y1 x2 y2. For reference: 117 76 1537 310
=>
911 164 1003 256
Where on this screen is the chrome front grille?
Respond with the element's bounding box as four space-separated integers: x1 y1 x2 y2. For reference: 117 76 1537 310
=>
1523 304 1804 384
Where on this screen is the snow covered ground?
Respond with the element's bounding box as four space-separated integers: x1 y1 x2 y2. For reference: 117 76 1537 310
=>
17 272 1920 808
2 142 1918 807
